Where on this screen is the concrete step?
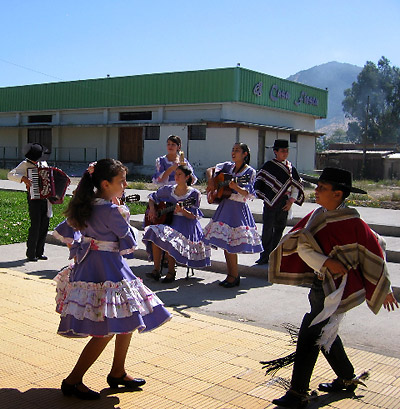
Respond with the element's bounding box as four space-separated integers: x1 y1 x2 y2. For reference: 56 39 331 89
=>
129 213 400 265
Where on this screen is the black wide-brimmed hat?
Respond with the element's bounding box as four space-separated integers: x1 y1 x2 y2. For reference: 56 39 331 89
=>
301 167 367 194
23 143 50 162
272 139 289 150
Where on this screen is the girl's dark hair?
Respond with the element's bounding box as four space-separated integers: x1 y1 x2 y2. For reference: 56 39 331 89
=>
167 135 182 148
64 159 128 230
177 164 193 186
235 142 251 165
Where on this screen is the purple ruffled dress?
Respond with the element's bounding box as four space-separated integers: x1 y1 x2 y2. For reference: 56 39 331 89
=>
203 162 263 254
53 198 171 338
142 185 211 268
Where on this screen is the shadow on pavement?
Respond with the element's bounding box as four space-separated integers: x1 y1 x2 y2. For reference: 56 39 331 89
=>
0 387 120 409
132 262 271 315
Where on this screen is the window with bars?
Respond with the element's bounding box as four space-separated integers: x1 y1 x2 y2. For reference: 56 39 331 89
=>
28 115 52 123
188 125 206 140
144 126 160 140
119 111 152 121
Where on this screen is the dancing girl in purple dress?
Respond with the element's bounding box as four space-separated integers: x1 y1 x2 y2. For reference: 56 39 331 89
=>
53 159 171 400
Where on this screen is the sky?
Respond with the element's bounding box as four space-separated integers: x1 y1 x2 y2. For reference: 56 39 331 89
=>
0 0 399 88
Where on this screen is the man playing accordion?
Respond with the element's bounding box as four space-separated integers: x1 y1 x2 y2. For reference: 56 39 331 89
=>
8 143 70 262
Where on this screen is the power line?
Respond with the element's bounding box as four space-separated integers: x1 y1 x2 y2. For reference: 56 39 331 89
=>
0 57 64 82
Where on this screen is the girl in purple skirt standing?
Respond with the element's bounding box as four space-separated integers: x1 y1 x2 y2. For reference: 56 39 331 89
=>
204 143 263 288
152 134 198 186
53 159 171 400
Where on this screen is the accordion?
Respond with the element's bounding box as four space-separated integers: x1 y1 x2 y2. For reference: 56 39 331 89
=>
28 167 71 204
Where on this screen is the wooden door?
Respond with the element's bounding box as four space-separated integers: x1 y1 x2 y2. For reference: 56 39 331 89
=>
119 127 143 164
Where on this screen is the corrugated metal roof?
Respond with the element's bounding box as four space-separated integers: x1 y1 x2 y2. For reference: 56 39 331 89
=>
0 67 327 118
321 150 393 155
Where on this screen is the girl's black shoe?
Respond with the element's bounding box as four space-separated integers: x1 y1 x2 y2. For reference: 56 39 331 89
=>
146 269 161 281
107 373 146 389
162 271 176 283
61 379 100 400
223 275 240 288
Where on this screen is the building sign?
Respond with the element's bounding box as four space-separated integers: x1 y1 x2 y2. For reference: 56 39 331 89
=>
253 82 263 97
253 82 320 107
294 91 319 106
269 84 290 102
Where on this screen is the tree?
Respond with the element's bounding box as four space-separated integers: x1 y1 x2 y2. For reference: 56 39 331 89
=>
342 57 400 145
316 128 347 152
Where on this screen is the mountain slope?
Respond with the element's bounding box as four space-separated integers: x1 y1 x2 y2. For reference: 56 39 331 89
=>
287 61 362 133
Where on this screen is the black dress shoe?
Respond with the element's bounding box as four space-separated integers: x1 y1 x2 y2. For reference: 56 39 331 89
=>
146 269 161 281
61 379 100 400
318 378 357 393
223 275 240 288
218 279 228 286
37 255 48 260
107 373 146 389
272 390 309 408
27 257 38 262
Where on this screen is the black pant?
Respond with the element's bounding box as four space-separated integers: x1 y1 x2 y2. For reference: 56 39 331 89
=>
259 196 288 262
291 278 354 392
26 196 49 259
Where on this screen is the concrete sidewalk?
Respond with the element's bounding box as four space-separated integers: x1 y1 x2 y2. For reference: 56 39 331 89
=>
0 252 400 408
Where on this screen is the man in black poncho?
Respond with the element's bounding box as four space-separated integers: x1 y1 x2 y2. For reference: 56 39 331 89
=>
254 139 304 265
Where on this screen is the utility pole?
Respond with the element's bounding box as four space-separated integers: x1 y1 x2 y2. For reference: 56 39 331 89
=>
362 95 370 178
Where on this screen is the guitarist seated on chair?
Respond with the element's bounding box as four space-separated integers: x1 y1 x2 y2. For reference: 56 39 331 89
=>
142 165 211 284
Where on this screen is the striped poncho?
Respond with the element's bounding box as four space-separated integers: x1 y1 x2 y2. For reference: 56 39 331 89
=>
268 207 391 316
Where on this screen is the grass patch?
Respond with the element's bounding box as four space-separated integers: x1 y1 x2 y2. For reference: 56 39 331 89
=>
129 181 148 190
0 191 146 245
0 169 10 180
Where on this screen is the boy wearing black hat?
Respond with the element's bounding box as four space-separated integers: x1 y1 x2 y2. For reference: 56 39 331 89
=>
265 167 398 408
8 143 51 262
254 139 304 265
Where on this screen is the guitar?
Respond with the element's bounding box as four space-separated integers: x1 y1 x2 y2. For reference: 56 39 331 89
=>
113 193 140 205
207 173 251 204
144 197 196 227
121 194 140 203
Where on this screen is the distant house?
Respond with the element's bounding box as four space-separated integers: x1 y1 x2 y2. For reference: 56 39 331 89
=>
0 67 327 176
317 143 400 180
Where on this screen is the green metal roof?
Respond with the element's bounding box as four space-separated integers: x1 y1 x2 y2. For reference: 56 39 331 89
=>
0 67 327 118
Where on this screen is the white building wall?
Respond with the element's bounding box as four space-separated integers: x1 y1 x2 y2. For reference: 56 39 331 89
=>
296 135 316 173
0 128 19 146
60 110 104 125
163 105 222 123
0 113 18 127
56 127 105 161
237 128 259 169
188 127 237 173
221 103 316 131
